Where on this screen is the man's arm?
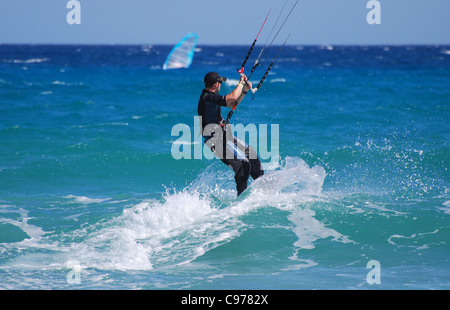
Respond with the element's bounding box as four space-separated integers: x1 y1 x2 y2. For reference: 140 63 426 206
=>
225 75 247 107
236 80 252 105
226 78 252 108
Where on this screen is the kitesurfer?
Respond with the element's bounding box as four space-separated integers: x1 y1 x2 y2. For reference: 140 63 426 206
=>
198 72 264 196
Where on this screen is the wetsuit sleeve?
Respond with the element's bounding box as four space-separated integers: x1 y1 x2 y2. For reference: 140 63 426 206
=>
203 92 227 107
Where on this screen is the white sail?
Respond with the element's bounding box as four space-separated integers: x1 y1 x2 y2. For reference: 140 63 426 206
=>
163 33 198 70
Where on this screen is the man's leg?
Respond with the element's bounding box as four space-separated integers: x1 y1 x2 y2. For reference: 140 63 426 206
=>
249 156 264 180
233 137 264 181
209 131 255 196
221 157 250 196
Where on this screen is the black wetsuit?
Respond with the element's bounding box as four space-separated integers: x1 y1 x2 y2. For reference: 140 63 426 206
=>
198 89 264 196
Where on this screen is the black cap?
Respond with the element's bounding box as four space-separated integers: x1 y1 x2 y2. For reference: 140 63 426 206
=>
204 72 227 86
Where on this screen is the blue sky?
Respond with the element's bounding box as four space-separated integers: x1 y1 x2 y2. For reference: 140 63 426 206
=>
1 0 449 45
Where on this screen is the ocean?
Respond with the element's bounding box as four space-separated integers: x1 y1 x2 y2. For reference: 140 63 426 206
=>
0 44 449 290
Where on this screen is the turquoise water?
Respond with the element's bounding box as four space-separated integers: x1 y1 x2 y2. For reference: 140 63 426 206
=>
0 45 449 289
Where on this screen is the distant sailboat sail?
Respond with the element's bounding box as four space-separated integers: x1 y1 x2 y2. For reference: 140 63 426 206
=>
163 33 198 70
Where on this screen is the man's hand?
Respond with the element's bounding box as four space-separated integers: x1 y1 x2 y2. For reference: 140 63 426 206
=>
244 80 252 92
239 74 247 85
239 74 252 93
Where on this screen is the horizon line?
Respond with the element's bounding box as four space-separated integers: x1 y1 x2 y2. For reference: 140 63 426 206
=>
1 42 450 47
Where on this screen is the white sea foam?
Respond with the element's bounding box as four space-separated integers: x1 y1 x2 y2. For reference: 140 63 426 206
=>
241 157 353 251
225 77 284 88
45 157 334 271
437 200 450 214
2 157 350 273
387 229 439 250
51 80 66 85
75 157 349 270
224 78 259 88
64 195 110 204
0 208 45 240
171 140 200 146
224 78 241 87
269 78 287 83
288 207 352 250
64 190 232 270
1 58 49 64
